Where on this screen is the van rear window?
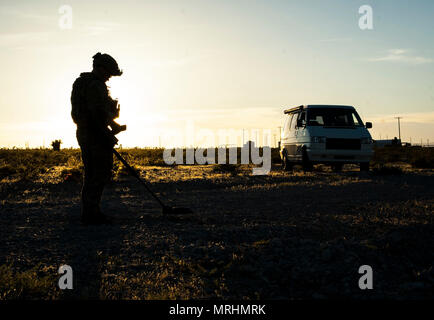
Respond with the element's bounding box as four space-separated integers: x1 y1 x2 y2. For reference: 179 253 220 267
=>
307 108 363 127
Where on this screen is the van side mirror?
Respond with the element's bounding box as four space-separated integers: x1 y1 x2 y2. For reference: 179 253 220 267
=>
365 122 372 129
297 119 303 127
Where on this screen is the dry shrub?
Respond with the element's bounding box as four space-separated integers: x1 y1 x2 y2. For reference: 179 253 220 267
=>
113 162 141 178
60 167 83 182
372 164 403 175
410 157 434 169
212 164 241 175
0 264 59 300
373 146 434 169
0 165 17 179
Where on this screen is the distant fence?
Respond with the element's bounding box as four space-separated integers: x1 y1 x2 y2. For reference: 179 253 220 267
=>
374 140 434 148
409 144 434 148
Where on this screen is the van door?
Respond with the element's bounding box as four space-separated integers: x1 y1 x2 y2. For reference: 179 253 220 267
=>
281 114 290 146
294 111 307 159
287 112 298 158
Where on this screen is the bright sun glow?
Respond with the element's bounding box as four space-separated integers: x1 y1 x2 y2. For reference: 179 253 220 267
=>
0 1 433 148
108 76 142 125
107 72 167 147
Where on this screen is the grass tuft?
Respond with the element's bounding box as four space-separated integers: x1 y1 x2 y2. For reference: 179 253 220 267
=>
212 164 241 175
0 264 59 300
372 164 403 175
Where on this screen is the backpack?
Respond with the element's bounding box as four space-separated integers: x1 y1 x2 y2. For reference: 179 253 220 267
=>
71 73 93 124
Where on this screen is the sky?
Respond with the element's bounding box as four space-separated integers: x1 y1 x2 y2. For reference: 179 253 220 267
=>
0 0 433 148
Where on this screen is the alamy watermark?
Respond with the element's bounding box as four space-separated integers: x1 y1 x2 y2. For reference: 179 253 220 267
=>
58 5 73 30
58 264 73 289
359 5 373 30
162 121 272 175
358 265 373 290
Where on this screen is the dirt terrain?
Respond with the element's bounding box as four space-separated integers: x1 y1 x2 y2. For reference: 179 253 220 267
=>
0 163 433 299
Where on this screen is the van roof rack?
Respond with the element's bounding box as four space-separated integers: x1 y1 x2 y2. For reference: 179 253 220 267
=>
284 105 304 114
284 104 355 114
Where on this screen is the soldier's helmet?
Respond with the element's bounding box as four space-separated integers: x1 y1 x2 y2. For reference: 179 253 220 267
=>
92 52 123 76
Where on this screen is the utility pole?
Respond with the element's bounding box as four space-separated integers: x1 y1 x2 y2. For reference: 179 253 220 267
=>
277 126 282 149
395 117 402 141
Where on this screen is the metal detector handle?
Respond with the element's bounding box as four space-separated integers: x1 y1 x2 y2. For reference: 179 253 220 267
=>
112 149 166 208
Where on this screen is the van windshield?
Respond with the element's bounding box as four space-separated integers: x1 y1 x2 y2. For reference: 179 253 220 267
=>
307 108 363 127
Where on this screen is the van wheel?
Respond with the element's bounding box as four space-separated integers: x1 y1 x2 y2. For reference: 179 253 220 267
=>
331 163 343 172
302 150 313 172
282 153 293 171
360 162 370 171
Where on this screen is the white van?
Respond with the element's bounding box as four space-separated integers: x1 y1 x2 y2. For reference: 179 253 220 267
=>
279 105 373 171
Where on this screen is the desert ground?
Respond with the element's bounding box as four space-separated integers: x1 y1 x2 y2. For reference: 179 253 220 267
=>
0 148 433 299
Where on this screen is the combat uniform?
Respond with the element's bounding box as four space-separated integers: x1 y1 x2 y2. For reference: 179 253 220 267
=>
75 72 117 222
71 53 123 225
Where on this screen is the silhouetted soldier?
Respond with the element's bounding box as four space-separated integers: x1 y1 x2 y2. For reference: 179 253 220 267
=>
71 52 126 225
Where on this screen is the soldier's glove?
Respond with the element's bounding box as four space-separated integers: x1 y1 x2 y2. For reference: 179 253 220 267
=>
110 121 127 135
110 100 120 119
113 104 120 119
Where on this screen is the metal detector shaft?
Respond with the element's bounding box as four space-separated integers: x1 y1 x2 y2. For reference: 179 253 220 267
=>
112 149 166 208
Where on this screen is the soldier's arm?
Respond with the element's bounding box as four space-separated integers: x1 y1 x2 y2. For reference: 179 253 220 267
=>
86 80 112 127
108 98 120 120
110 120 127 135
85 80 122 146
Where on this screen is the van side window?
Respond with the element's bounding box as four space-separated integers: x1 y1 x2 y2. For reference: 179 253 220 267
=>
299 111 306 127
288 114 294 131
282 114 290 139
282 116 288 132
291 112 299 130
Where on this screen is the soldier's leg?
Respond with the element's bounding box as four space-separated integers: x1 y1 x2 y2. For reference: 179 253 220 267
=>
80 144 100 219
91 144 114 215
